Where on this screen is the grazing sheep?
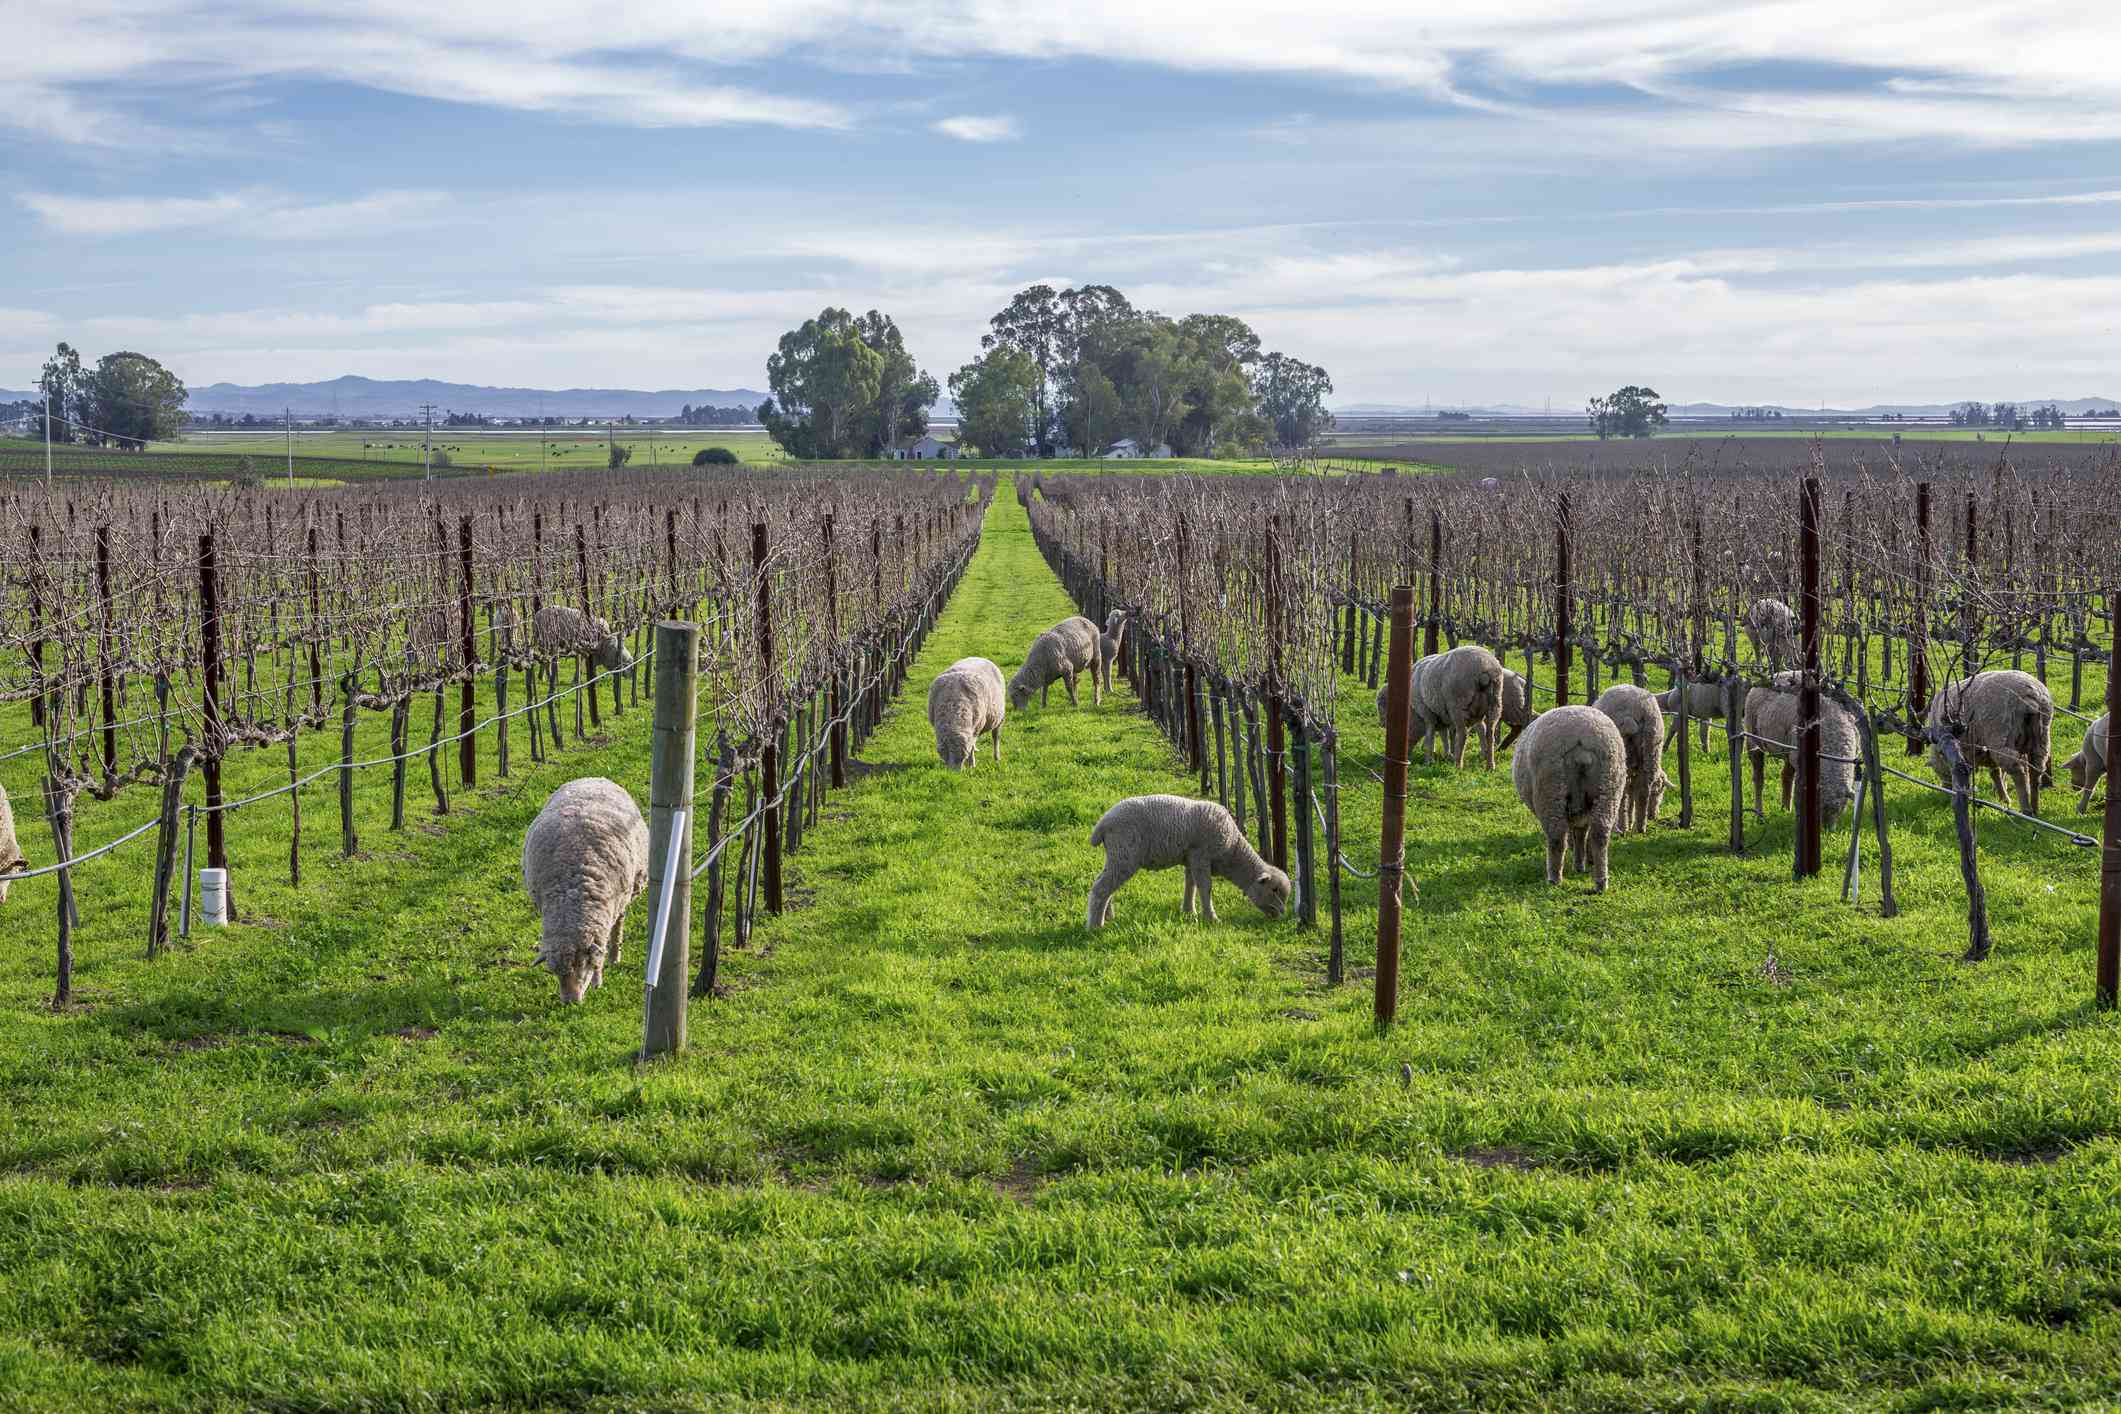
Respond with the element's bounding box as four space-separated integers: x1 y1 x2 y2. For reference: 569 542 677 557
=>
0 784 24 905
927 657 1007 770
1594 683 1669 833
1378 655 1533 762
1742 676 1860 826
532 604 633 674
2062 713 2108 814
1926 669 2055 813
1010 615 1102 710
1375 650 1439 740
1096 610 1128 696
1086 794 1290 928
1419 645 1512 769
1511 705 1627 891
1655 679 1728 756
1744 599 1798 672
521 778 650 1004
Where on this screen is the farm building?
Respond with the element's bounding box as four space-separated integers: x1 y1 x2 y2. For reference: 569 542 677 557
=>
1103 438 1172 459
884 433 962 460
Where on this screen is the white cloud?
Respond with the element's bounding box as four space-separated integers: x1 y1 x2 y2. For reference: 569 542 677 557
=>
19 188 449 239
932 114 1021 143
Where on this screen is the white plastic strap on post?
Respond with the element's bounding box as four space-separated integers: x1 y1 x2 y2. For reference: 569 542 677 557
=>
643 809 688 990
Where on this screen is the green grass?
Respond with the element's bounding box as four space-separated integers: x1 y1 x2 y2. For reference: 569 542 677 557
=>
1 484 2117 1409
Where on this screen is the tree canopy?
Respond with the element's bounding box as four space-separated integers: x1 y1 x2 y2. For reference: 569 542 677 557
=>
1587 386 1669 439
36 344 188 449
758 308 936 459
968 284 1331 458
947 347 1041 457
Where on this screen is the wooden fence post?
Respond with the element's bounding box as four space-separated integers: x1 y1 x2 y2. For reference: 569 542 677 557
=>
147 744 197 959
2097 588 2120 1007
1556 492 1572 706
1798 476 1823 877
695 734 734 999
642 619 699 1060
754 521 783 915
198 532 231 918
1425 505 1442 659
1910 482 1931 752
1377 586 1417 1028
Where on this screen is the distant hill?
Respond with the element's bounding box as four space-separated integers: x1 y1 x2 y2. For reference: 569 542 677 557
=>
166 375 765 420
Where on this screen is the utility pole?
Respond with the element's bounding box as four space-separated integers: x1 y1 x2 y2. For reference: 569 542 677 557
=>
421 402 436 480
285 406 294 489
44 391 53 488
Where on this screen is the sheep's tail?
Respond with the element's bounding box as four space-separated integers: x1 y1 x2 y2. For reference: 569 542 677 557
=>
1469 663 1502 723
2021 693 2055 785
1090 818 1108 847
1560 743 1600 820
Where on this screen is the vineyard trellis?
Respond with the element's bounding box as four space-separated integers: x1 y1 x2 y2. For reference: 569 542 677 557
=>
1 465 994 1005
1025 448 2118 1005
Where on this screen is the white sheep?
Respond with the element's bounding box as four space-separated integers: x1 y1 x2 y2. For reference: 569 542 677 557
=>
1086 794 1290 928
927 657 1006 770
533 604 633 674
1096 610 1128 696
1744 599 1798 672
1511 705 1627 891
2062 713 2108 814
1010 615 1102 710
1377 654 1533 765
1655 680 1728 756
521 778 650 1003
1594 683 1669 833
1741 676 1860 826
0 784 24 905
1925 669 2055 813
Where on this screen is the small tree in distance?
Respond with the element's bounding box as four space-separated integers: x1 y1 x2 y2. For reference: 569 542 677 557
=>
608 441 632 469
692 446 738 466
1588 386 1669 439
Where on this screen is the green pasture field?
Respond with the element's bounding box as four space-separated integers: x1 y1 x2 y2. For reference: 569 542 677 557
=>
1328 427 2121 449
169 427 792 471
1 482 2116 1409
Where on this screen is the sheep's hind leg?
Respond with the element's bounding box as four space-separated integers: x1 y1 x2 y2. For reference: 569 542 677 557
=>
1062 671 1079 707
991 724 1003 765
1544 830 1566 884
1087 861 1133 930
1749 747 1768 820
1191 860 1217 921
1588 821 1612 893
1568 824 1588 873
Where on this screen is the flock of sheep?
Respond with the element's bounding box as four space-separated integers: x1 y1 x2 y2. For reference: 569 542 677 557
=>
1374 598 2109 894
2 586 2104 1005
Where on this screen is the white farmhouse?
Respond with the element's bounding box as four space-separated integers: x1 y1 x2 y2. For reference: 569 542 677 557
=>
1103 438 1173 459
883 433 961 460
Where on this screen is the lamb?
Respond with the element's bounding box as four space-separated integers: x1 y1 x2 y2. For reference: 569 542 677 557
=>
1086 794 1290 928
0 784 25 905
1511 705 1627 891
1096 610 1128 696
1594 683 1670 833
532 604 633 674
521 778 650 1004
1655 679 1729 757
927 657 1007 770
1925 669 2055 813
1744 599 1798 672
1010 615 1102 710
1741 675 1860 826
2062 713 2108 814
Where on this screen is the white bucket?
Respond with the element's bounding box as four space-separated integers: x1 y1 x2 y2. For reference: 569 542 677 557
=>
199 868 229 927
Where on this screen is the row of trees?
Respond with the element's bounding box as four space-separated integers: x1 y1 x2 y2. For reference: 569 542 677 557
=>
1950 402 2068 430
36 342 190 449
754 288 1337 460
949 285 1333 457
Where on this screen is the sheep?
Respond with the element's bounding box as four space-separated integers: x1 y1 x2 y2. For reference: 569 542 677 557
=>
1010 615 1102 710
1511 705 1627 891
521 778 650 1003
1096 610 1128 696
1925 669 2055 813
927 657 1006 770
1744 599 1798 672
1086 794 1290 928
1655 679 1727 756
0 784 25 905
1741 675 1860 826
2062 713 2108 814
532 604 633 674
1594 683 1669 833
1377 654 1533 763
1417 645 1511 768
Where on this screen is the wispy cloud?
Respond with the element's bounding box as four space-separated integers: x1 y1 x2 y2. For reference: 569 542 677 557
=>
932 114 1020 143
18 188 449 239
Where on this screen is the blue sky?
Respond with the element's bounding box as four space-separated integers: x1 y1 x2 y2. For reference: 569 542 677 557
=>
7 1 2121 408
